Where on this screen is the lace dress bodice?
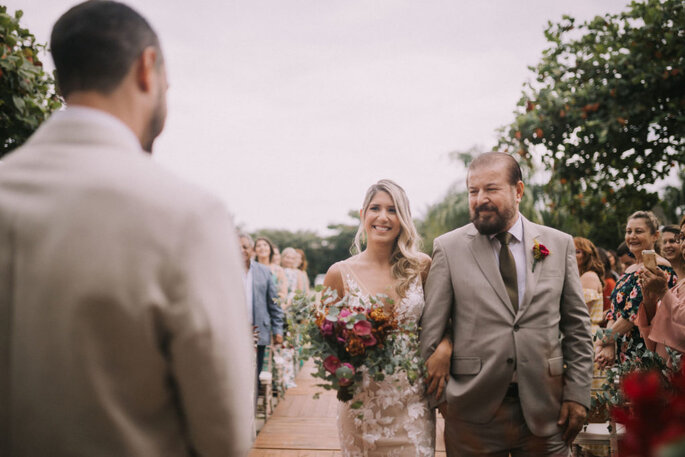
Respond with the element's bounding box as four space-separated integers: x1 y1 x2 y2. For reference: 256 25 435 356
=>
337 262 435 457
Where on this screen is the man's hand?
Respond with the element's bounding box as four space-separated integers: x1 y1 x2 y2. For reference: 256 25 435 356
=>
252 326 260 346
274 334 283 345
557 400 587 444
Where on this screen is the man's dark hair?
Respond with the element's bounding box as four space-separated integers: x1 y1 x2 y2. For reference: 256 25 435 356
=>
467 152 523 186
51 1 160 97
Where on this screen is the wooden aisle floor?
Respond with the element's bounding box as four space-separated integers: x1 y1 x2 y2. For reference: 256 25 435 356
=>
250 361 446 456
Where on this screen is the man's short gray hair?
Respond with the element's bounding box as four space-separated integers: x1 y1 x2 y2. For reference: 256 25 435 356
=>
237 231 254 247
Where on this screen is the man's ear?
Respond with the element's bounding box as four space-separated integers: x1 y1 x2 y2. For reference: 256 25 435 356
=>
515 180 525 202
135 47 159 93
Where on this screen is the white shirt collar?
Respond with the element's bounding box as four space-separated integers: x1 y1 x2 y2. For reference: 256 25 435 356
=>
55 106 142 151
489 213 523 243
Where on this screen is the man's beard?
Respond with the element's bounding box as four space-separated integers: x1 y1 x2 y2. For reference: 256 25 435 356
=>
470 202 516 235
142 89 167 153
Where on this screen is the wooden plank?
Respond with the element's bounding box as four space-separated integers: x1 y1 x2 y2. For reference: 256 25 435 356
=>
254 417 340 450
254 360 447 454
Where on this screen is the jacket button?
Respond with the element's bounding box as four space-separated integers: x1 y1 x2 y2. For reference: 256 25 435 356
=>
514 324 520 331
507 358 514 364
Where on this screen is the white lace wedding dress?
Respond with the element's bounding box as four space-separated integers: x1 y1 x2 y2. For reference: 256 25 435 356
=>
337 262 435 457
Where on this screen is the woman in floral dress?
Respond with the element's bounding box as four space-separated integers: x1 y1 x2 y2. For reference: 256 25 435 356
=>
596 211 678 368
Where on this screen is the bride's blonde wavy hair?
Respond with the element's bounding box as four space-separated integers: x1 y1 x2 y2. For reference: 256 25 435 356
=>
353 179 424 298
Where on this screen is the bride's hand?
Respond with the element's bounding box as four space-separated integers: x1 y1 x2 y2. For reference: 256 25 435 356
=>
426 337 452 399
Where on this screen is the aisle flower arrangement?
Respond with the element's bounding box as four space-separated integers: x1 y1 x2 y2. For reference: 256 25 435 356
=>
590 330 685 456
611 363 685 457
289 286 423 405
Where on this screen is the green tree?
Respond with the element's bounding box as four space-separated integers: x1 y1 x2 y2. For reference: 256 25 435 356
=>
499 0 685 247
1 7 62 158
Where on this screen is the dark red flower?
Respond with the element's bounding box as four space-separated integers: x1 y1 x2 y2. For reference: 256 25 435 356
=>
539 244 550 257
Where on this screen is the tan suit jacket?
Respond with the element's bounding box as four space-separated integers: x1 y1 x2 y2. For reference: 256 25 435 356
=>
0 111 255 456
420 216 593 437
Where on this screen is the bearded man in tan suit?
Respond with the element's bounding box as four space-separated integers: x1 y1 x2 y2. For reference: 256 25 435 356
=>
0 2 254 456
420 153 593 456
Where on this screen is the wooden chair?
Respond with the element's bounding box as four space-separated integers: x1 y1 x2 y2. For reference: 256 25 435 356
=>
256 343 275 419
573 372 623 457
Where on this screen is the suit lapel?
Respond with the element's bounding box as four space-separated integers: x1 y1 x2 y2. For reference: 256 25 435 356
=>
519 216 543 316
467 227 515 317
250 261 260 323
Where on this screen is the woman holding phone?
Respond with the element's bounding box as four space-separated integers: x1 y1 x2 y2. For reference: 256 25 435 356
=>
596 211 678 368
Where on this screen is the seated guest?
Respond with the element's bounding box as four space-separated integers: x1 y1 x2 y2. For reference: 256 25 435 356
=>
608 250 621 278
596 211 677 368
255 236 288 304
598 247 617 313
616 241 636 272
281 247 305 305
294 248 311 294
238 233 284 376
575 237 606 391
661 225 685 279
272 246 283 266
637 221 685 361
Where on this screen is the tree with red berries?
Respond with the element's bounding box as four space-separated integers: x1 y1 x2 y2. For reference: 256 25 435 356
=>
0 7 62 159
499 0 685 247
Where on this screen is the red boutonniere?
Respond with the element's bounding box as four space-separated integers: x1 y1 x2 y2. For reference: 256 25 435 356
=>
532 240 550 272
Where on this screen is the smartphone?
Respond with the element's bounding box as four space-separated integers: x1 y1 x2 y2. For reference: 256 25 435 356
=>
642 249 657 272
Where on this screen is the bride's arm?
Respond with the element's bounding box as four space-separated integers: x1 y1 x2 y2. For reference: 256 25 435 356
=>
323 262 345 303
426 335 452 399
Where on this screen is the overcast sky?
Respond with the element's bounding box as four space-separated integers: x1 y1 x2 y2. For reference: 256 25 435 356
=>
9 0 631 233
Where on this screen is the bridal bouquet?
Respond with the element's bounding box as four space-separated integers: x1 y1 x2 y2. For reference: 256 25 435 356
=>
290 286 424 405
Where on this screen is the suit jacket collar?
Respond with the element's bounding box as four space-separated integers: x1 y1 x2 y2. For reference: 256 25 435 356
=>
466 223 514 317
465 214 542 318
28 107 144 154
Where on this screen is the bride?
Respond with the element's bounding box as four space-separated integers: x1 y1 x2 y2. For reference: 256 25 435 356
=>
324 179 452 457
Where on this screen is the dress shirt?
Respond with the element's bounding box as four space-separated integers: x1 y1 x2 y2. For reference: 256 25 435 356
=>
243 266 253 325
489 213 526 307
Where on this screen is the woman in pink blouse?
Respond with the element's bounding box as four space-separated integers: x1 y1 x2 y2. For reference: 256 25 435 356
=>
638 221 685 361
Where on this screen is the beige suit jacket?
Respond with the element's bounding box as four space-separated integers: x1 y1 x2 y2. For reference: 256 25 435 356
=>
0 111 255 456
420 216 593 437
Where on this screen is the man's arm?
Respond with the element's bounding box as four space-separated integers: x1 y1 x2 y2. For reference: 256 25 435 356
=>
420 237 455 407
558 234 594 443
165 200 254 457
266 269 284 342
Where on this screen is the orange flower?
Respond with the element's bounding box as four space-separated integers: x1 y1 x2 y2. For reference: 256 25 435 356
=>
346 335 366 356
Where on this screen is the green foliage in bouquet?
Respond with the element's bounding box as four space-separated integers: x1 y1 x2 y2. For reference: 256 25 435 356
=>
289 285 424 406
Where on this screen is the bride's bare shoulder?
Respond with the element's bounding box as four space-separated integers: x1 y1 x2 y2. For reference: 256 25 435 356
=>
323 260 350 297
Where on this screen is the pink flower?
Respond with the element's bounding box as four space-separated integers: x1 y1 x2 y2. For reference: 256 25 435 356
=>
630 288 638 299
339 309 352 319
323 355 341 374
320 319 334 337
362 334 377 347
353 320 372 336
616 292 624 303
